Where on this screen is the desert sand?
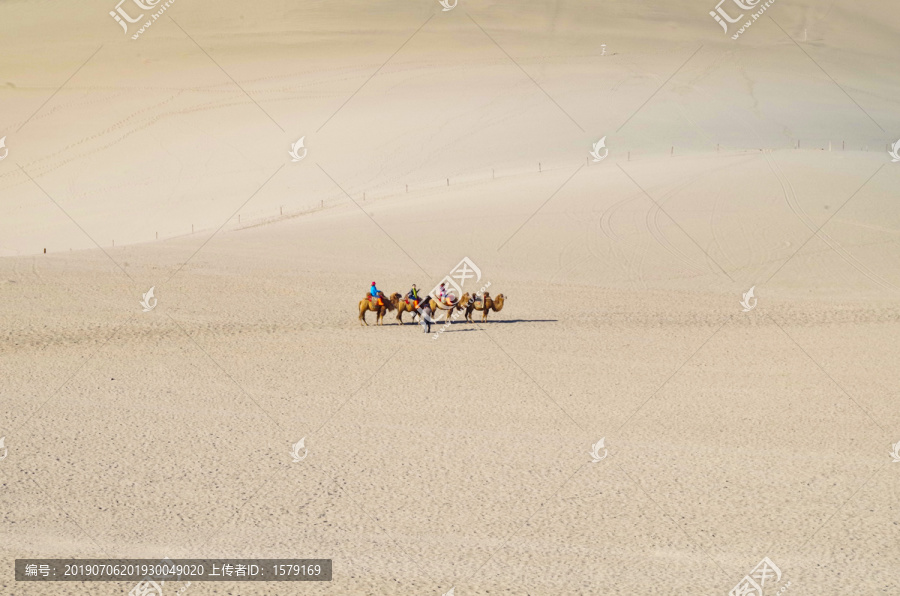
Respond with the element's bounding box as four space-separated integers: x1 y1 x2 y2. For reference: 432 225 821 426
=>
1 0 899 594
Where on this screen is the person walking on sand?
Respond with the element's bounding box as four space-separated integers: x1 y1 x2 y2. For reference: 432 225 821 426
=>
419 302 433 333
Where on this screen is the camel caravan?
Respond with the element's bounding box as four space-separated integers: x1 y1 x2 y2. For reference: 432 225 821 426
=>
358 282 506 327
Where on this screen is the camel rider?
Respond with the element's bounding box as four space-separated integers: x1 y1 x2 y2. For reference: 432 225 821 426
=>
407 284 420 309
438 282 451 305
369 281 383 306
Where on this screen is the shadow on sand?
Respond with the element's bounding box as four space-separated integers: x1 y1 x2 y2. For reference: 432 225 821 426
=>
464 319 557 324
396 318 558 331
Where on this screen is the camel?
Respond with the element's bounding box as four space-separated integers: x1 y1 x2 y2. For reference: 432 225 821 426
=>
426 292 469 324
358 292 397 326
392 293 424 325
465 292 506 322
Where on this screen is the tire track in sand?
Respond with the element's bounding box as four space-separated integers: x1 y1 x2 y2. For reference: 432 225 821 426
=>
764 150 896 292
643 169 727 278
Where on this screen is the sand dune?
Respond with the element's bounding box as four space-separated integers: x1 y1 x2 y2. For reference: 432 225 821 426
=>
2 0 899 594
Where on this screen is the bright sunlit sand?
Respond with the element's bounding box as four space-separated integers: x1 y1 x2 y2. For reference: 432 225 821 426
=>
2 0 899 594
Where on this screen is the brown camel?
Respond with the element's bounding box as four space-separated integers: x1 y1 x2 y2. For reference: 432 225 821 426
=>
358 292 397 326
426 292 469 324
392 293 423 324
465 292 506 322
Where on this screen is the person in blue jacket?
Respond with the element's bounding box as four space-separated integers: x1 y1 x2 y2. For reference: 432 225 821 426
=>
369 281 383 306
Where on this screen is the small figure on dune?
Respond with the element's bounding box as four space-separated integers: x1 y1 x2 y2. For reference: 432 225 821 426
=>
465 292 507 322
358 281 395 326
427 292 468 325
395 284 423 325
369 281 383 306
418 302 434 333
436 282 457 306
407 284 421 309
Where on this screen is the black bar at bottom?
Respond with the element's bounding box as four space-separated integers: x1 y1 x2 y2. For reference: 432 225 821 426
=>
15 559 332 581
